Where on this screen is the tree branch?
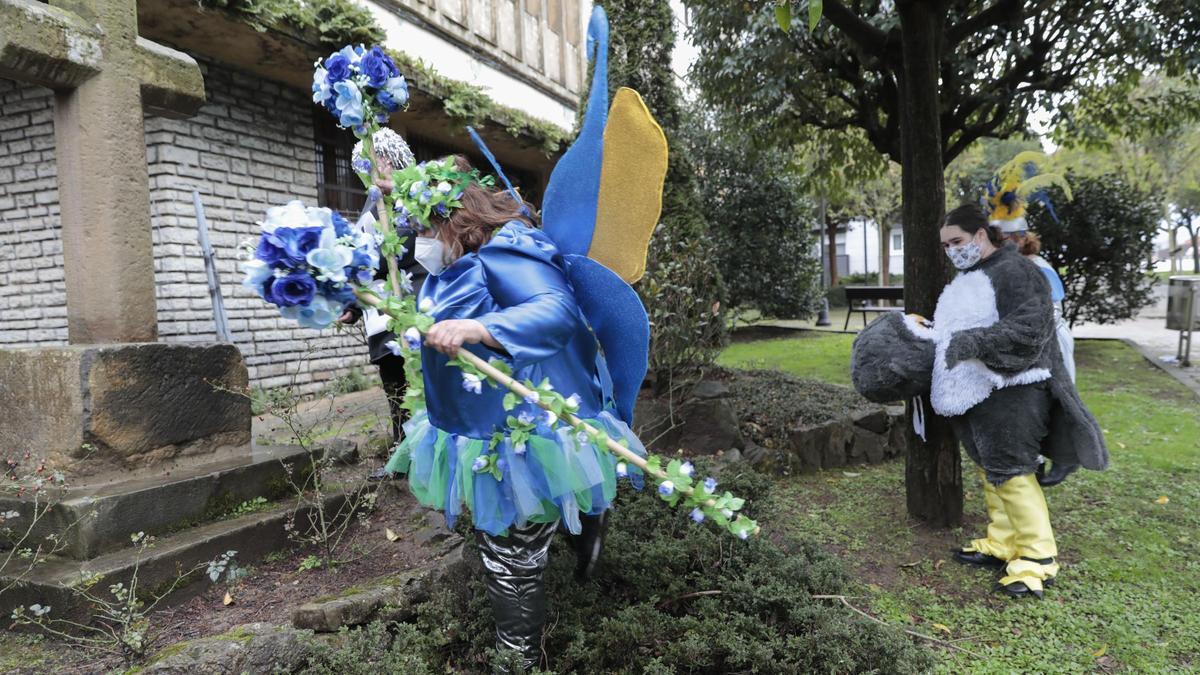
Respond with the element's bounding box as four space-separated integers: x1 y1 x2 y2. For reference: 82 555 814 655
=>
945 0 1022 47
822 0 888 55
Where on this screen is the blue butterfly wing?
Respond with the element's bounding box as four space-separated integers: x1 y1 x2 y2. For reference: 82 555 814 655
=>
541 7 609 256
564 254 648 425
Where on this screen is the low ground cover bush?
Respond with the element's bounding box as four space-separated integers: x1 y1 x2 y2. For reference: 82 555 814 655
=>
720 367 874 450
296 466 933 673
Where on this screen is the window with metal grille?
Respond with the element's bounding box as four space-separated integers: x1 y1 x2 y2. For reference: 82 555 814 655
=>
313 110 364 216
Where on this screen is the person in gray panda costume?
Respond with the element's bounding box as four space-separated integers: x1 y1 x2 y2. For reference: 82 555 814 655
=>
851 204 1108 599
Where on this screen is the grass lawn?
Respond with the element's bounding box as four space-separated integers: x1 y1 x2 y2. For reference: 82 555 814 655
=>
721 332 856 386
724 335 1200 673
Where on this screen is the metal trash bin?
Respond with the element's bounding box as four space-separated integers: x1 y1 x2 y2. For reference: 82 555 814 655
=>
1166 276 1200 366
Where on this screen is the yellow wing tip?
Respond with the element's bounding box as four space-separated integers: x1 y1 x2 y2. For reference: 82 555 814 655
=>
589 88 669 284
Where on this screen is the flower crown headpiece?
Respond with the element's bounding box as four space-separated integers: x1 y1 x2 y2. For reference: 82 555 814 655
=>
392 157 496 230
983 151 1072 233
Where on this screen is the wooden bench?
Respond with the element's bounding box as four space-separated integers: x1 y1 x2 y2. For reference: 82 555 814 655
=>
844 286 905 330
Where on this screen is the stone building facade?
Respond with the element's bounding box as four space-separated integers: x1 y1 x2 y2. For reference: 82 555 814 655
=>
0 1 589 393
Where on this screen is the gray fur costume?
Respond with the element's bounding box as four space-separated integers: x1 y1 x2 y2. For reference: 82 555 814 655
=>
851 245 1108 484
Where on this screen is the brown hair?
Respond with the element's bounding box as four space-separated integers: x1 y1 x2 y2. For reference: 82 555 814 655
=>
433 155 537 260
943 204 1004 247
1013 231 1042 256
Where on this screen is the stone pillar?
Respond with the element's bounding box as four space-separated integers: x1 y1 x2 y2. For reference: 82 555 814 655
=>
52 0 158 343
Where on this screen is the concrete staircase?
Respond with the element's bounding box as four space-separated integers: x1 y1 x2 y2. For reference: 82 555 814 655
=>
0 444 327 616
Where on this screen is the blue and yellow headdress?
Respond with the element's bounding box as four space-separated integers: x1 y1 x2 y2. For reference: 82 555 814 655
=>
984 151 1072 234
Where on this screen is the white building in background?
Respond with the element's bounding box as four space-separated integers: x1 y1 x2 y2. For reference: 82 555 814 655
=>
821 219 905 280
361 0 588 130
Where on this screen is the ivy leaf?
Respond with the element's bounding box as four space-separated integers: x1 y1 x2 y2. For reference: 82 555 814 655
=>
774 4 792 32
807 0 822 32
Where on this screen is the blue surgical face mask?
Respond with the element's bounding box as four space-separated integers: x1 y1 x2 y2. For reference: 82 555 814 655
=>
414 237 447 276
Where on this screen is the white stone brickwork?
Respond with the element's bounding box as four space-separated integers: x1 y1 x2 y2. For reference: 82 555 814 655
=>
0 79 68 347
0 61 373 394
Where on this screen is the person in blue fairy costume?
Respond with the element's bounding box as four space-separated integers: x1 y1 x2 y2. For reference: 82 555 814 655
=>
384 155 647 667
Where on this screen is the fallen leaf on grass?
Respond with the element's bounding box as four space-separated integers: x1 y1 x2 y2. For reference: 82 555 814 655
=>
899 560 921 568
1116 442 1126 449
933 559 945 570
842 471 861 477
930 622 951 635
1154 496 1170 505
222 592 234 606
1093 644 1107 658
385 528 401 541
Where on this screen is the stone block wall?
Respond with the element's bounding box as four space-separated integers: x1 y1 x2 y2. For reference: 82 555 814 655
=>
143 58 369 394
0 79 68 347
0 61 371 394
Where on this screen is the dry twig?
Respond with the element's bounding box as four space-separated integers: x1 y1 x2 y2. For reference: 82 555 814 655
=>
811 594 983 658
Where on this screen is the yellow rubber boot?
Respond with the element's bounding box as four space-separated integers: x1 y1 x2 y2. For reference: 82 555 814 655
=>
994 473 1059 598
963 472 1016 561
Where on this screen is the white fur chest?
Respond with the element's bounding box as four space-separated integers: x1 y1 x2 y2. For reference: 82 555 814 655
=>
921 269 1050 416
933 271 999 334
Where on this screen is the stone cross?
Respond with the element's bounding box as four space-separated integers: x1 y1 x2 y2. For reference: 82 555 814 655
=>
0 0 205 343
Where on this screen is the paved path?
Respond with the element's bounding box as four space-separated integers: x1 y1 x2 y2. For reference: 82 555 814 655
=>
1073 284 1200 398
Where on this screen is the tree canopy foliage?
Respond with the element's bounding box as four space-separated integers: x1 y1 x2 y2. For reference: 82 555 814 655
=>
685 0 1200 168
684 115 824 318
1031 173 1160 326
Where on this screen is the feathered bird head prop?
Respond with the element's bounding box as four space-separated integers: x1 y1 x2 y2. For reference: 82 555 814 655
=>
984 151 1072 234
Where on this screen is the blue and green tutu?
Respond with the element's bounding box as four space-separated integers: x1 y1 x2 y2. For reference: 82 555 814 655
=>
386 410 646 536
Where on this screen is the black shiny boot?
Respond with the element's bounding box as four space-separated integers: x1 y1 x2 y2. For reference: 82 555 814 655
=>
952 548 1008 570
477 521 558 672
572 510 610 582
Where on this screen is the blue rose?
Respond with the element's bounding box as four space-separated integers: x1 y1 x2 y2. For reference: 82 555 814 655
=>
386 76 409 107
331 212 352 238
333 81 364 128
254 235 287 268
350 247 376 271
322 280 357 307
377 90 401 113
264 272 316 308
269 226 323 267
324 52 353 84
359 46 396 89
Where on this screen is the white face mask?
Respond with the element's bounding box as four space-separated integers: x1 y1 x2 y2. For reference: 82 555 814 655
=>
414 237 447 276
946 239 983 270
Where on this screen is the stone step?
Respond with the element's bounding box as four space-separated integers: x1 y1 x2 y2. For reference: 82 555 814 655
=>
1 489 358 620
0 444 311 560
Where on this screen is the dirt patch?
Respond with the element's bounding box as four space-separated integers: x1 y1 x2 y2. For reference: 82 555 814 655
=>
14 475 450 675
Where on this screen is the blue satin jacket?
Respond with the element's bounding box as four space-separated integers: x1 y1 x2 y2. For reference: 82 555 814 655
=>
418 222 607 438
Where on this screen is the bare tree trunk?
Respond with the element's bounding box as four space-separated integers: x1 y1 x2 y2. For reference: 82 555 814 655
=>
1169 227 1178 273
827 216 840 287
896 0 962 527
1190 225 1199 274
879 220 892 286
